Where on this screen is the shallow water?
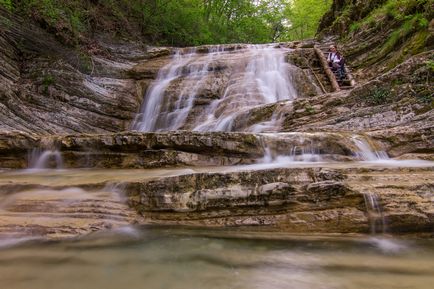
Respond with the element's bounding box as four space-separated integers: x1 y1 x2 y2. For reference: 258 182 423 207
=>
0 227 433 289
1 159 433 187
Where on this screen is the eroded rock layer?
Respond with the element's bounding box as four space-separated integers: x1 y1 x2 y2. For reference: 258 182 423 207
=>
0 166 432 239
1 131 426 169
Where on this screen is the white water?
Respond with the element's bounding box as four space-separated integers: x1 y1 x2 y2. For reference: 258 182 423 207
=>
132 48 199 131
260 146 322 164
363 192 386 234
352 136 389 161
28 149 64 170
133 45 297 132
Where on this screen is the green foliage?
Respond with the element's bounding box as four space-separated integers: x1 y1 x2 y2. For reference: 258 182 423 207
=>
4 0 333 46
366 88 392 105
0 0 13 10
304 104 315 114
42 74 55 95
284 0 333 40
426 60 434 72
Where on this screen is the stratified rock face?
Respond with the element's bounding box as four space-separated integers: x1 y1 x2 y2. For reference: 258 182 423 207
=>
127 168 366 232
0 9 169 134
318 0 433 79
0 165 432 238
126 166 433 233
0 185 138 240
0 131 405 169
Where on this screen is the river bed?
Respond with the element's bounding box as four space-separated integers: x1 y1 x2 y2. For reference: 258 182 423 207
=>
0 227 433 289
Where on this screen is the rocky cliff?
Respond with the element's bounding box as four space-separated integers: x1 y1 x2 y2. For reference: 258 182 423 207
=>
0 7 150 133
318 0 433 79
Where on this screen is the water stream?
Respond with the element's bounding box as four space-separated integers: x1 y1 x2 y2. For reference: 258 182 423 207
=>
28 149 64 170
0 227 433 289
352 136 389 161
133 45 297 132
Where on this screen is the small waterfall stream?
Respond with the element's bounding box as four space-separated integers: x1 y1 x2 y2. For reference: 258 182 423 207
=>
28 149 64 170
133 45 297 132
363 192 386 234
352 136 389 161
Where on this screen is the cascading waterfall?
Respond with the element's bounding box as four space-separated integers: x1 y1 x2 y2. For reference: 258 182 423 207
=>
132 45 297 132
260 144 323 164
132 48 199 131
194 46 297 132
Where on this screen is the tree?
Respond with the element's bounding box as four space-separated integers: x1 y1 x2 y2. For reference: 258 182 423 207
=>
284 0 332 40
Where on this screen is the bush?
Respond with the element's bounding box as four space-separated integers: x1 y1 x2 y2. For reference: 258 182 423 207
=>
0 0 13 10
366 87 392 105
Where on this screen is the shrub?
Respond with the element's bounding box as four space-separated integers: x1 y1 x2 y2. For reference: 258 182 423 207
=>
0 0 13 10
366 87 392 105
42 74 55 95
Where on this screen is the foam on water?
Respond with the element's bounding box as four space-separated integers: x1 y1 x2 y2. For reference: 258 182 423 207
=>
366 237 409 254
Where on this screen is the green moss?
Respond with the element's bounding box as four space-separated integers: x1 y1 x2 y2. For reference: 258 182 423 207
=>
381 16 415 54
408 29 429 54
349 22 360 33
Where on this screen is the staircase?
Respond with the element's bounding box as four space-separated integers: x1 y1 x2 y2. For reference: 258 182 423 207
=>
315 43 356 91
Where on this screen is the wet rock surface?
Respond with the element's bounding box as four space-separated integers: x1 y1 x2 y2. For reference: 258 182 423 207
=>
0 186 138 240
0 166 432 239
0 131 417 169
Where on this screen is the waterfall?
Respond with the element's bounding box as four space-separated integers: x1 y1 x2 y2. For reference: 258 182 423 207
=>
132 48 198 131
257 133 323 164
260 145 322 164
363 192 386 234
352 136 389 161
133 45 297 132
28 149 64 170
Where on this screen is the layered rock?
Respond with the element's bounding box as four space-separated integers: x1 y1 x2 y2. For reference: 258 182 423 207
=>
0 185 137 240
0 9 170 134
0 131 406 169
0 165 431 239
126 166 433 233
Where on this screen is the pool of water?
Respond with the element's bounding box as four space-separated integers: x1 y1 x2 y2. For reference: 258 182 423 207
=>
0 227 433 289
